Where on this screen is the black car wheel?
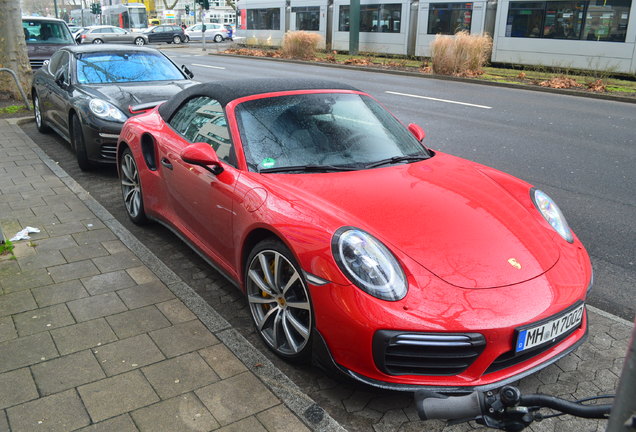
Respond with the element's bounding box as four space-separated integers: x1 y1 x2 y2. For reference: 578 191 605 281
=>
71 114 91 171
92 38 103 44
214 34 223 43
134 37 145 46
172 35 181 44
120 147 148 224
33 92 50 133
245 239 313 362
185 35 190 42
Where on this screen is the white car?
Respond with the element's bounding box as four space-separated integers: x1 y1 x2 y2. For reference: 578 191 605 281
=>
185 23 228 42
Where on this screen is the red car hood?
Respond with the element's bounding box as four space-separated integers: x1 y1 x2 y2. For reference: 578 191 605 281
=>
266 154 560 289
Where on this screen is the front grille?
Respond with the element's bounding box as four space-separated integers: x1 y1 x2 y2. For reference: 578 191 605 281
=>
29 59 46 69
373 331 486 376
100 143 117 160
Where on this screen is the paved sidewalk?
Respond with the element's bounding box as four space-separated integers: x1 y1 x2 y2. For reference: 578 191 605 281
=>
0 119 344 432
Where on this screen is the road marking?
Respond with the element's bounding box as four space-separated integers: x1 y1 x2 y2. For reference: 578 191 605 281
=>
385 91 492 109
191 63 226 70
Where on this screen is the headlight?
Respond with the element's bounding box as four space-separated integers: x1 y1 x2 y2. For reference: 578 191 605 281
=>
89 99 128 123
332 228 407 301
531 189 573 243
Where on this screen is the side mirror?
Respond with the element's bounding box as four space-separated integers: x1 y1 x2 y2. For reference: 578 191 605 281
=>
180 142 224 175
54 69 67 88
408 123 426 142
181 65 194 79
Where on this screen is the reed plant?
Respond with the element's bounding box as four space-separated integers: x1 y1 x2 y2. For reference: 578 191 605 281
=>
430 31 492 76
281 31 323 60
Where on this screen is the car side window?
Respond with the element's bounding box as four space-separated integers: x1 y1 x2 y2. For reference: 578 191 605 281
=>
169 96 235 166
47 50 66 74
113 27 126 34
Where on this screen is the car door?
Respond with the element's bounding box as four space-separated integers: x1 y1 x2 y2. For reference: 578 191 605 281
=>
147 26 163 42
158 96 240 267
111 27 130 43
46 50 72 136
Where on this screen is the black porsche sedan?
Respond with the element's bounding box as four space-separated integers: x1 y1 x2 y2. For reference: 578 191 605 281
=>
31 45 197 169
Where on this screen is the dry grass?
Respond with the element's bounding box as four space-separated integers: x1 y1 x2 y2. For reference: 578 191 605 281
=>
430 31 492 76
281 31 323 60
539 76 583 89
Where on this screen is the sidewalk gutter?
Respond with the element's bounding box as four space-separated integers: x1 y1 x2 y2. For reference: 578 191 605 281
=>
4 117 346 432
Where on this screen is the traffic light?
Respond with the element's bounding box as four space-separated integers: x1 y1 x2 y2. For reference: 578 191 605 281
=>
90 3 96 14
185 5 190 14
96 3 101 14
196 0 210 10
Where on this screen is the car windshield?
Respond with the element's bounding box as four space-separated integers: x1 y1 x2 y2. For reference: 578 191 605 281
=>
23 20 74 44
235 93 430 172
76 51 185 84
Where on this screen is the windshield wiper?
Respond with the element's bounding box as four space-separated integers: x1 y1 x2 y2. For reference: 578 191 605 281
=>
258 164 358 173
364 155 430 169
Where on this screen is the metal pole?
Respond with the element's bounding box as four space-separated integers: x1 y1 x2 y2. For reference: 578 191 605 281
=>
201 6 206 51
607 318 636 431
54 0 59 18
349 0 359 55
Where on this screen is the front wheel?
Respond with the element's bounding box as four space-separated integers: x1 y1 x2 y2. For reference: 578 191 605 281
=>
92 38 103 44
172 35 181 44
213 34 223 43
245 239 313 362
184 35 190 43
120 147 148 224
134 37 145 46
71 114 91 171
33 92 50 133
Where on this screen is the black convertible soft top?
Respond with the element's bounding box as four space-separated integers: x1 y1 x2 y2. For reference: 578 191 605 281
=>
157 78 359 121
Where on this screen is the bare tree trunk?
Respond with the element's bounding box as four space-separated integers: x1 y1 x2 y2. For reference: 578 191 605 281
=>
162 0 179 11
0 0 32 101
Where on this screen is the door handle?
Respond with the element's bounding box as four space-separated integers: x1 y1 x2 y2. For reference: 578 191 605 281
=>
161 158 173 170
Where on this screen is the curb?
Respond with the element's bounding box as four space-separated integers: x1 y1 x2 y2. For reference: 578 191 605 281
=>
210 53 636 104
6 118 346 432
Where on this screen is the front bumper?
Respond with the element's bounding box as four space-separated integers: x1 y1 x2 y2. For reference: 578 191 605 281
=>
81 117 123 163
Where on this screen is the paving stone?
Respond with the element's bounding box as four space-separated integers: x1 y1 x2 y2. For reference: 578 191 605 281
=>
157 299 196 324
31 279 89 307
256 404 311 432
31 350 106 396
11 242 36 259
6 389 91 432
28 235 77 251
0 290 37 318
106 305 171 339
150 320 218 358
117 280 175 309
343 390 377 413
93 251 141 273
126 266 160 285
94 334 165 376
44 221 88 237
81 270 137 295
67 292 128 322
131 393 219 432
195 372 278 426
0 268 54 293
51 318 117 355
0 317 16 344
0 368 38 409
75 414 139 432
0 332 58 373
78 370 160 423
13 303 75 336
142 352 219 399
216 416 267 432
0 410 8 432
15 249 66 272
199 344 247 379
60 243 109 263
102 240 128 254
73 228 117 246
48 259 100 284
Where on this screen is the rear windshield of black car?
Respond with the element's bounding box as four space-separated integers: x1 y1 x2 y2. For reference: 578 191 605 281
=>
23 20 74 44
76 52 185 84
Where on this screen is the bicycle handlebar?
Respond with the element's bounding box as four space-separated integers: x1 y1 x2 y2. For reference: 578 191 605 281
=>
415 390 484 421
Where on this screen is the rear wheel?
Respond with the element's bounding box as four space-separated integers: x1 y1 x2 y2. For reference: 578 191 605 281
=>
71 114 91 171
172 35 181 44
92 38 103 44
33 92 50 133
213 34 223 43
134 37 145 46
185 35 190 42
245 239 313 362
120 147 148 224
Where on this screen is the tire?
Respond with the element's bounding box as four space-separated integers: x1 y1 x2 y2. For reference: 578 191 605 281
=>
184 35 190 43
134 37 145 46
92 38 103 44
172 35 181 44
33 92 50 133
119 147 148 224
71 114 91 171
213 34 223 43
245 239 313 362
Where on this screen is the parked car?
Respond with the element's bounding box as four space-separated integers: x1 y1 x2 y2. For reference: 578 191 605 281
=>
116 78 592 391
31 45 197 170
78 25 148 45
72 26 88 43
143 25 186 44
68 25 82 34
22 16 76 69
184 23 228 42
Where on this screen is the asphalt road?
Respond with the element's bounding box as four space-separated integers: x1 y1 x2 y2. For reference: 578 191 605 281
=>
20 53 635 431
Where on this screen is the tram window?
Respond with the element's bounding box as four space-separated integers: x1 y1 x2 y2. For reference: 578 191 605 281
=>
428 3 473 34
246 8 281 30
506 0 630 41
292 6 320 31
339 4 402 32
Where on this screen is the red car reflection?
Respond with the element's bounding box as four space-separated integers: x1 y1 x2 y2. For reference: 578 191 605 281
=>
117 79 591 391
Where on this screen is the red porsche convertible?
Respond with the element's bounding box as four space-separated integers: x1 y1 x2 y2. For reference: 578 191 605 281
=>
117 79 591 391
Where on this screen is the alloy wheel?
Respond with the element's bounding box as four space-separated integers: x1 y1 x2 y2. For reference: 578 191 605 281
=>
120 152 142 219
247 249 312 357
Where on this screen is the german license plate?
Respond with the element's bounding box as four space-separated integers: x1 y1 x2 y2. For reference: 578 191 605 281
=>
515 304 584 353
